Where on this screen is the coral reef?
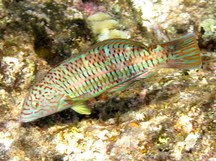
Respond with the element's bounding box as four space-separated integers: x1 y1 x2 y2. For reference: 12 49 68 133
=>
0 0 215 160
87 12 129 41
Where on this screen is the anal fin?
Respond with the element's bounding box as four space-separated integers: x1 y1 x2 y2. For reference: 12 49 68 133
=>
134 70 154 80
108 80 136 93
108 70 154 93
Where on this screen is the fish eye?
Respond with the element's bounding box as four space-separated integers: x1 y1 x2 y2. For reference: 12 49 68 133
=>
32 101 39 109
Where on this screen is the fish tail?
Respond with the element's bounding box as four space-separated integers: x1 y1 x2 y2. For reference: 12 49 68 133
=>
161 33 202 69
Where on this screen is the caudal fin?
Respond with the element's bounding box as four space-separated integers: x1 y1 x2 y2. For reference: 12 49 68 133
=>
163 33 202 69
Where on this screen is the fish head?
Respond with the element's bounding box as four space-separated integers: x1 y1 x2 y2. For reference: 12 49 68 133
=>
19 83 68 122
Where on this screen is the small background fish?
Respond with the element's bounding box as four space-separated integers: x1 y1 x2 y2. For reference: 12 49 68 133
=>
20 33 202 122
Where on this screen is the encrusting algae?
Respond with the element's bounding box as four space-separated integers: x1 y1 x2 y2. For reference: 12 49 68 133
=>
20 33 202 122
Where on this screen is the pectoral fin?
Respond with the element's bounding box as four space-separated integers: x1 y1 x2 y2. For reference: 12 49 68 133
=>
71 102 91 115
65 95 92 115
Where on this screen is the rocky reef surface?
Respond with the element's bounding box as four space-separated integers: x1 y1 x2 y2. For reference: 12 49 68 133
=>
0 0 215 160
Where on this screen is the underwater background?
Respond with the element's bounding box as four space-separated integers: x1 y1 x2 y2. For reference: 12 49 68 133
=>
0 0 216 160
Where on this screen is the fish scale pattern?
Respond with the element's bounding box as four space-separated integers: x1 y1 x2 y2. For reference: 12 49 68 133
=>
58 39 152 97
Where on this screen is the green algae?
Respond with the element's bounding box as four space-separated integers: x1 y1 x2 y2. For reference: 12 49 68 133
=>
200 19 216 38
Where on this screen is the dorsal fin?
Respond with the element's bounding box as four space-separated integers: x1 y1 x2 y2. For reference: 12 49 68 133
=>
83 38 148 53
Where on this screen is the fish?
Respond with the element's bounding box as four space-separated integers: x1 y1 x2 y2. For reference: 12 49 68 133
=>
19 33 202 122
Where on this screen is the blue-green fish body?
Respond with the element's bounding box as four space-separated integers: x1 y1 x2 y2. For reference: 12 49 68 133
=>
20 33 202 122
